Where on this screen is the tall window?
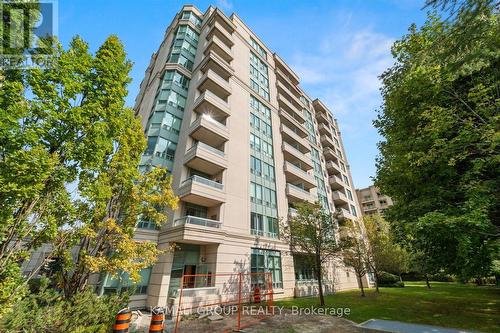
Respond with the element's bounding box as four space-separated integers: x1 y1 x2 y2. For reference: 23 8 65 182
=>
251 248 282 288
249 52 270 101
294 255 317 281
250 37 267 59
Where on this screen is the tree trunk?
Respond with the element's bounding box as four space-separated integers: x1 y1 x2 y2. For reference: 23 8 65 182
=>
316 256 325 306
358 273 365 297
374 273 380 293
425 274 431 289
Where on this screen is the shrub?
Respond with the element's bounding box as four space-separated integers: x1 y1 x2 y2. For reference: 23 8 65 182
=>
378 272 399 285
377 272 404 287
430 273 455 282
1 279 127 333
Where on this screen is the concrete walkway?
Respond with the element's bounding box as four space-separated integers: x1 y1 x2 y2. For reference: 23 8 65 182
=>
358 319 483 333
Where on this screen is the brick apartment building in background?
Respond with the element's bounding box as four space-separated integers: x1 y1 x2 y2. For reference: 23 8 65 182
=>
356 185 394 216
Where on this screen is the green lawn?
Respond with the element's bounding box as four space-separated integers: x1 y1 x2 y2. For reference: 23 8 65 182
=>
274 282 500 333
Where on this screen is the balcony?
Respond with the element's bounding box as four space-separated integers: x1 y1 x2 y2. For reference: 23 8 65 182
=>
318 123 332 136
275 67 301 94
320 135 336 150
189 115 229 148
198 69 231 100
325 160 342 175
206 20 234 48
332 190 349 206
184 142 227 176
201 51 233 81
177 175 225 207
193 90 231 120
284 161 316 190
282 142 313 170
276 80 302 111
175 215 222 229
281 124 310 153
328 174 346 191
323 147 339 163
363 206 377 213
336 208 354 221
313 99 330 114
278 93 306 123
163 215 225 244
274 54 300 86
316 112 330 126
286 183 316 204
204 34 233 64
279 109 307 136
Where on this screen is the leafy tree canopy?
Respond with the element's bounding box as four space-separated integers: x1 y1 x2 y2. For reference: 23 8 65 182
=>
374 0 499 280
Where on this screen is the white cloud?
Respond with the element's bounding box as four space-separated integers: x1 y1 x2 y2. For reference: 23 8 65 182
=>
291 27 394 120
288 20 396 187
216 0 233 11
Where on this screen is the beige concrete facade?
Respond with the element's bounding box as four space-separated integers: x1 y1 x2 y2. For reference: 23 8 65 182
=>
356 185 394 216
127 5 368 309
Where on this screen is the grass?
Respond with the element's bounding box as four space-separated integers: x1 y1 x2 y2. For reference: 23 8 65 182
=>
274 282 500 333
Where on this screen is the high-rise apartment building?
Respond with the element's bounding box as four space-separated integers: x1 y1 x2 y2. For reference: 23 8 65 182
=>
356 185 394 216
115 5 368 309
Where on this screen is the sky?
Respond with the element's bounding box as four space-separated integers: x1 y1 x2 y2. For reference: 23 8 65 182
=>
57 0 428 189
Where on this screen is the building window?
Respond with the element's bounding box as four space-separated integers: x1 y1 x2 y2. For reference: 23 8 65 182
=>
294 254 316 282
350 205 357 217
184 202 208 218
379 200 387 206
181 11 202 28
136 220 159 230
346 189 353 201
249 52 269 101
250 182 276 208
251 248 282 288
250 133 273 157
251 213 278 238
250 37 267 59
101 268 152 295
169 53 194 71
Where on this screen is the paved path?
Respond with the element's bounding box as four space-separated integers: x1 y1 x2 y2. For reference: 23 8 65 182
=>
358 319 483 333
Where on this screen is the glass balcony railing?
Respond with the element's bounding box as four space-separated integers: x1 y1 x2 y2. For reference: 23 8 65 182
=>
287 183 311 195
174 215 222 228
187 142 225 157
201 114 227 130
182 175 224 190
283 142 305 157
286 162 311 179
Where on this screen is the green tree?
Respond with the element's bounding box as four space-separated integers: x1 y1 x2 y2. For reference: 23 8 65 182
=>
363 215 410 292
280 202 341 306
0 35 177 308
1 278 125 333
339 220 369 297
374 0 499 281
